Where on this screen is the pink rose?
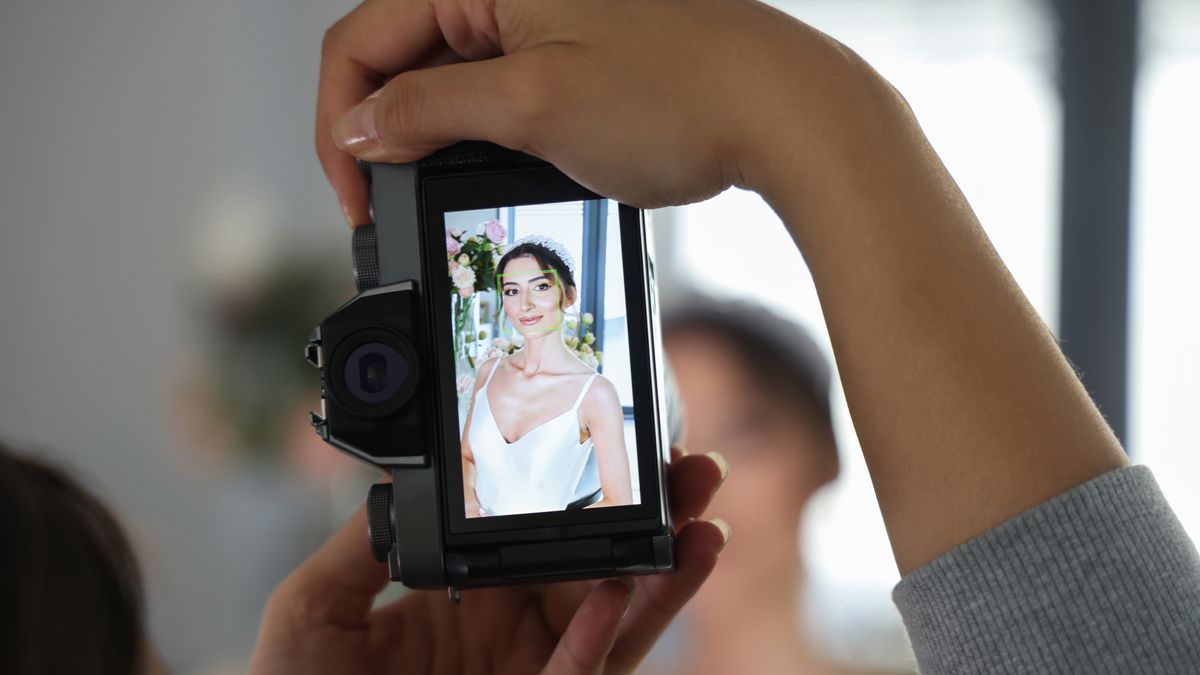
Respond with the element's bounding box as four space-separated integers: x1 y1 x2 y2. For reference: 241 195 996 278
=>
448 259 458 273
446 233 460 256
483 219 506 245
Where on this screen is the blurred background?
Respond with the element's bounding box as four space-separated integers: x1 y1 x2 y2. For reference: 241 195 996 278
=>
0 0 1195 672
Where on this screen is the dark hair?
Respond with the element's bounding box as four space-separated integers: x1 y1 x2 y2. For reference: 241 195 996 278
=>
0 441 146 675
662 291 836 449
497 242 576 298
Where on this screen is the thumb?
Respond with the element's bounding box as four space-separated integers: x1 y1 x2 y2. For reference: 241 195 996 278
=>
331 51 554 162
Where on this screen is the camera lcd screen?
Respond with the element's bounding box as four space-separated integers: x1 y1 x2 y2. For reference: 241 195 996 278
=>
443 199 644 520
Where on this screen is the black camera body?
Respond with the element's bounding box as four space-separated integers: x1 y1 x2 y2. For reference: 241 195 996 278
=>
306 142 675 591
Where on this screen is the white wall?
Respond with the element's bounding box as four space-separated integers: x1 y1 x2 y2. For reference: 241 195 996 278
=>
0 0 359 670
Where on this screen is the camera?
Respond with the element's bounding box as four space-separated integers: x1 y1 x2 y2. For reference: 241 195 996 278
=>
306 142 676 593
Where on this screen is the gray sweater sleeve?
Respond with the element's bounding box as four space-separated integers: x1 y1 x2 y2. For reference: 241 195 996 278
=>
893 465 1200 673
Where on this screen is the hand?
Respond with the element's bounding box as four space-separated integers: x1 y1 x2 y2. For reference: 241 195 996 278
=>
250 450 728 675
317 0 1126 584
316 0 859 225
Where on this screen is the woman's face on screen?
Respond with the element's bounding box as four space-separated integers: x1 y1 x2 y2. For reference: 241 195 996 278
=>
500 255 571 336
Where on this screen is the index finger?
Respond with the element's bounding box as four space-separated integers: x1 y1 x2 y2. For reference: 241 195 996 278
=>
316 0 444 227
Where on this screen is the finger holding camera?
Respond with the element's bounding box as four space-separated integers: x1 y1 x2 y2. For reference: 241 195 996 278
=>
317 0 869 221
320 0 1127 579
250 450 728 675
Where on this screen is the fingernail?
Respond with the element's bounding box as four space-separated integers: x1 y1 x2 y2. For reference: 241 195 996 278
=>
332 98 381 157
709 518 732 551
340 202 356 229
705 451 729 484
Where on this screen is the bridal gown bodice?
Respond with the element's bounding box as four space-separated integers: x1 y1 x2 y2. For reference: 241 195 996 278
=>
467 357 598 516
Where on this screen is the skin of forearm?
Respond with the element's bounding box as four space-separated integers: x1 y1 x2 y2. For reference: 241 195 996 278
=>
463 458 481 511
584 476 630 510
740 42 1127 574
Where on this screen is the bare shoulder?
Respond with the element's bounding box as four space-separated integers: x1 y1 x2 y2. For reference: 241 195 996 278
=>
580 373 621 415
472 356 502 394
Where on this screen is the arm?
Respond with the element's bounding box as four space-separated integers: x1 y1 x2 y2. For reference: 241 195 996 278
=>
461 439 482 518
314 0 1186 670
579 376 633 509
322 0 1124 573
740 51 1126 573
460 358 498 518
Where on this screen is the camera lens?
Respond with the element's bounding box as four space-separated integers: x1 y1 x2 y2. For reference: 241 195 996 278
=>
360 352 388 394
343 342 410 404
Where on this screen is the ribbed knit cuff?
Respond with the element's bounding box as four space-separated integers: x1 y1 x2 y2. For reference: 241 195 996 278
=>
893 465 1200 674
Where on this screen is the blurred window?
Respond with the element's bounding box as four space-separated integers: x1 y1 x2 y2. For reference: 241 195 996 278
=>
1129 0 1200 541
508 201 586 303
603 205 635 406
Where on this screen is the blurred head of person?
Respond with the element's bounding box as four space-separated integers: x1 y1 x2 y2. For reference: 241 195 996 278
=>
663 292 838 611
0 441 156 675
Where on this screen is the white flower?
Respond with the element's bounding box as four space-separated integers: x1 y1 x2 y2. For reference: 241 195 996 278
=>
582 332 595 345
456 374 473 395
457 254 471 267
582 312 594 326
451 265 476 290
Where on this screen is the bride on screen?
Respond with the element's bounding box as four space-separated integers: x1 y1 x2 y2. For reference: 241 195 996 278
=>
461 235 634 518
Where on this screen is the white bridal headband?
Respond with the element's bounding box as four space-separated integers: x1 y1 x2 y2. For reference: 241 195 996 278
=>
507 234 576 278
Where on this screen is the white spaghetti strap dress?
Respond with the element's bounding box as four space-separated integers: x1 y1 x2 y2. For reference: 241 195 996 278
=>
468 356 599 516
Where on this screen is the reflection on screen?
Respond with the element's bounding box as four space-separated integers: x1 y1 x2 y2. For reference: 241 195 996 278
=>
445 200 640 518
